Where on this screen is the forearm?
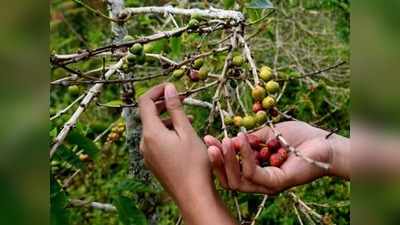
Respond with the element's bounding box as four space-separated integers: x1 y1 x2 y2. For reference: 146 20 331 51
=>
328 134 350 179
174 175 238 225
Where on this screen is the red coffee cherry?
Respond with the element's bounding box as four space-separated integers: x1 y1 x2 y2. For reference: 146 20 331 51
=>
270 153 285 167
277 148 288 160
267 138 281 152
232 138 241 153
257 147 271 162
247 134 263 150
269 107 279 117
252 102 263 113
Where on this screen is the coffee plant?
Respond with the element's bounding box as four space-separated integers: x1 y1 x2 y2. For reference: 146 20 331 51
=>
50 0 350 224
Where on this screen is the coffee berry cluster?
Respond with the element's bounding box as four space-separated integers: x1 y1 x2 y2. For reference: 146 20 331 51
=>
106 122 126 143
224 65 281 130
232 134 288 167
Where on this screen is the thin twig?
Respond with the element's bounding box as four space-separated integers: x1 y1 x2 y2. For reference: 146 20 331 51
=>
50 94 85 121
250 195 268 225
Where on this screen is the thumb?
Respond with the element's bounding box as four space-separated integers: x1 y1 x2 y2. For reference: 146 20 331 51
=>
164 83 191 133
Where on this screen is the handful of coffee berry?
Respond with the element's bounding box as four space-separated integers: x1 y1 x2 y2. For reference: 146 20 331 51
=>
232 134 288 168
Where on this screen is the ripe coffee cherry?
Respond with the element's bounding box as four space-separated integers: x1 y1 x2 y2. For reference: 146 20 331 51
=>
224 116 233 125
232 55 245 67
252 85 266 101
193 58 204 69
242 116 256 129
188 19 200 29
257 147 271 162
130 43 144 55
68 85 80 96
198 67 209 80
233 116 243 127
172 69 185 79
232 138 241 153
259 66 272 81
277 148 288 160
247 134 263 150
267 138 281 152
189 69 200 82
265 80 280 94
252 101 263 113
269 107 279 117
270 153 285 167
255 110 268 124
262 96 276 109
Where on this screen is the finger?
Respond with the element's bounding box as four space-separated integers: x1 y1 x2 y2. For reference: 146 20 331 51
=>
138 84 168 131
208 146 228 188
203 135 222 148
162 116 193 129
221 138 241 190
155 95 186 114
238 132 257 180
164 83 192 134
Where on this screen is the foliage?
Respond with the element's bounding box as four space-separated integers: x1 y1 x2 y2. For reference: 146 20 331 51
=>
50 0 350 224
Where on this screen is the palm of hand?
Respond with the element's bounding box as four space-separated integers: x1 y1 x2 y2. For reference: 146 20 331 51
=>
204 121 332 194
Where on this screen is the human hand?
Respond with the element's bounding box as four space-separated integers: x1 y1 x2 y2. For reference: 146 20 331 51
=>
204 121 346 194
139 83 238 225
138 83 212 201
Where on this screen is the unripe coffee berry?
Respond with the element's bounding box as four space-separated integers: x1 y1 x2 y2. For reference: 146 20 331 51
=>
224 116 233 125
265 80 280 94
255 110 268 124
242 116 256 129
252 85 266 101
198 66 209 80
259 66 273 81
193 58 204 69
172 69 185 79
188 19 200 29
262 96 276 109
232 55 245 67
130 43 144 55
68 85 80 96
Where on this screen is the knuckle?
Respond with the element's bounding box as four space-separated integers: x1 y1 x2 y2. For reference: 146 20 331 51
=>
167 96 182 110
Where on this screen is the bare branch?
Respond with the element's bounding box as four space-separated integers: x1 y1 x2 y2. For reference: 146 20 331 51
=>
121 6 245 22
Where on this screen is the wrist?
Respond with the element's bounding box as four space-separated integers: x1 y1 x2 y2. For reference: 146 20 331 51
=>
327 134 350 179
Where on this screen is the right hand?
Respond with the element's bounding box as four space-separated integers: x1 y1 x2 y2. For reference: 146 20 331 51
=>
204 121 344 195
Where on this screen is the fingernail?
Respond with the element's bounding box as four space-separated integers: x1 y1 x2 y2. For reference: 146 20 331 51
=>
165 83 178 99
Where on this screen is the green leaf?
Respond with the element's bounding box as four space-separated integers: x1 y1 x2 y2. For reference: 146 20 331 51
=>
53 145 85 169
247 0 274 9
66 130 99 160
223 0 235 9
51 176 70 225
115 196 147 225
101 100 124 108
170 36 182 59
